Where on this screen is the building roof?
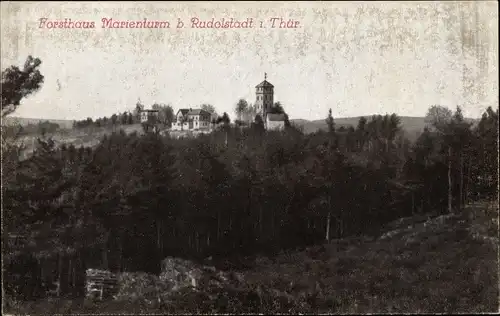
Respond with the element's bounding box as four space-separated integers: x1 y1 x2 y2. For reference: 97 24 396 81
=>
187 109 211 116
255 80 274 88
267 113 286 122
177 108 212 116
177 109 190 116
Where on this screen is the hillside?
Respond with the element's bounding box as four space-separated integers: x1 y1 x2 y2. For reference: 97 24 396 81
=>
3 115 480 156
13 124 144 160
5 200 498 314
2 116 75 129
291 116 479 142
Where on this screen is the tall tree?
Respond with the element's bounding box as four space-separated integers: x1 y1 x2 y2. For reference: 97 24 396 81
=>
244 103 257 122
356 116 367 150
253 115 265 133
423 106 452 212
326 109 335 134
200 104 218 122
473 106 499 199
133 100 144 123
448 106 473 209
425 105 453 131
120 112 128 125
201 104 216 115
1 56 44 117
127 112 134 125
270 102 285 114
152 103 175 127
110 114 118 127
235 99 249 122
218 112 231 125
2 56 45 225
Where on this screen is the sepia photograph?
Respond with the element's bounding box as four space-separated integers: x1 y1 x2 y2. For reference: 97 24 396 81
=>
1 1 498 314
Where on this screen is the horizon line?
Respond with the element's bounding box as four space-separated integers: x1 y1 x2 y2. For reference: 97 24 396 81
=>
4 112 483 124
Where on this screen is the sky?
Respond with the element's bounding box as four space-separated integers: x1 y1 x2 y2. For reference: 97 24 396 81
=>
1 1 498 121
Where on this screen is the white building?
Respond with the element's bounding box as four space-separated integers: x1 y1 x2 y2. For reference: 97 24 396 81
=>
139 109 159 123
266 113 286 131
171 108 212 131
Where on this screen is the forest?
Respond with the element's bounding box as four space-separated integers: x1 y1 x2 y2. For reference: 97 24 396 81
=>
2 56 498 302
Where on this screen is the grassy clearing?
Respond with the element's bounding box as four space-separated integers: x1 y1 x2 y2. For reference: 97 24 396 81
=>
4 201 498 314
15 124 144 158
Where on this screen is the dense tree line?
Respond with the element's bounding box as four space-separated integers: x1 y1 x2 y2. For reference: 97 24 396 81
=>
73 103 176 130
2 57 498 301
5 105 498 298
72 112 135 129
3 120 61 137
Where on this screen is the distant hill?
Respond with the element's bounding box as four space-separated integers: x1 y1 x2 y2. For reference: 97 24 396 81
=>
290 116 479 142
3 116 479 149
9 123 144 160
2 116 75 129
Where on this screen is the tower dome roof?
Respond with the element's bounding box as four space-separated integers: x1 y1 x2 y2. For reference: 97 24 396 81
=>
255 80 274 88
256 73 274 88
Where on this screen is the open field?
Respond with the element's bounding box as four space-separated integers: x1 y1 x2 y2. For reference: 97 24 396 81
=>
4 200 498 314
11 124 144 159
2 117 75 129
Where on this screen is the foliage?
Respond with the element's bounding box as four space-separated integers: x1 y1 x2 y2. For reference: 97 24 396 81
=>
326 108 335 133
73 112 137 129
5 201 498 314
235 99 249 121
3 120 61 137
216 112 231 125
1 56 44 117
6 105 496 275
425 105 453 131
200 104 219 124
1 56 497 313
200 104 216 115
234 99 257 123
8 106 496 253
152 103 175 127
